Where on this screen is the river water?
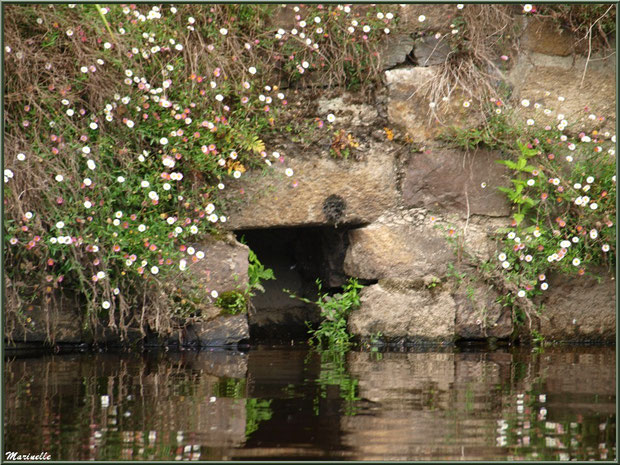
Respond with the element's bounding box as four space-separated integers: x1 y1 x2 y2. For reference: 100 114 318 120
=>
4 345 615 461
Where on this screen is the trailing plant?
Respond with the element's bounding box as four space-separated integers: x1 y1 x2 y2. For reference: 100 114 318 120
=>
4 4 395 342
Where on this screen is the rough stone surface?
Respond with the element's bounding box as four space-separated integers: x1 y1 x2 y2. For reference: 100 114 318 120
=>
453 280 513 339
398 4 457 32
539 271 615 342
223 138 399 229
379 34 415 70
185 234 250 321
186 314 250 347
384 67 481 143
402 146 511 217
414 36 452 66
344 222 455 281
507 52 616 135
348 282 456 341
520 17 582 57
7 299 84 345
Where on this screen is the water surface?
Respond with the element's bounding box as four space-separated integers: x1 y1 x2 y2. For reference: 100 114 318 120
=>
4 345 616 461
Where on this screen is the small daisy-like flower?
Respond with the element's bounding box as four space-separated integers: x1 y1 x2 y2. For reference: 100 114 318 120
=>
602 244 610 252
138 224 147 232
248 66 257 75
102 301 111 309
233 170 242 179
498 253 507 261
418 15 426 22
521 99 530 107
285 168 294 177
463 101 470 108
590 229 598 239
526 119 535 126
502 261 510 269
327 114 336 123
211 290 219 298
55 174 64 182
117 176 125 183
572 258 581 266
590 203 598 210
151 266 159 275
507 232 516 240
527 179 535 186
541 282 549 290
517 290 526 298
84 200 92 209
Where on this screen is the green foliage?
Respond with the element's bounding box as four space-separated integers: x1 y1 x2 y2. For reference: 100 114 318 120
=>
247 249 275 297
215 248 274 314
4 3 395 340
289 278 363 350
215 291 247 315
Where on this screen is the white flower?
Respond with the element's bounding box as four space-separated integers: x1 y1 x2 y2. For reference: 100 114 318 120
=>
151 266 159 275
16 153 26 161
233 170 241 179
572 237 579 243
187 247 195 255
590 203 598 210
498 253 507 261
457 4 464 9
179 259 187 271
102 301 111 309
211 290 219 298
218 183 225 190
526 119 535 126
541 283 548 290
285 168 294 177
206 203 215 214
521 99 530 107
386 12 394 19
517 290 526 298
87 159 96 170
363 25 371 33
209 213 219 223
586 176 594 184
507 232 516 240
527 179 535 186
56 221 65 229
418 15 426 22
566 156 573 163
190 225 198 234
525 255 533 262
327 114 336 123
196 251 205 259
138 224 146 232
148 191 159 200
248 66 257 75
590 229 598 239
55 174 64 182
502 261 510 269
160 137 168 145
97 271 106 280
141 180 150 188
117 176 125 183
25 211 33 219
84 200 92 209
560 240 571 248
572 258 581 266
377 12 384 19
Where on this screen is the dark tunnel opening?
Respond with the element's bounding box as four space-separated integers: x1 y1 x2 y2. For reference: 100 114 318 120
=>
234 226 371 342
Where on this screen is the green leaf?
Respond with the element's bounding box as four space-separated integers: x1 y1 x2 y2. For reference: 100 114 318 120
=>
513 213 524 225
497 159 517 170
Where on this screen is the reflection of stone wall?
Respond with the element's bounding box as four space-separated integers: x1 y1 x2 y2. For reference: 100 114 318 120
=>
341 348 615 460
4 352 249 460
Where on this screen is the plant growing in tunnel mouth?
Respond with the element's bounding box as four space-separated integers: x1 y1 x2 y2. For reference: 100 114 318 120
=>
216 248 275 315
288 277 363 350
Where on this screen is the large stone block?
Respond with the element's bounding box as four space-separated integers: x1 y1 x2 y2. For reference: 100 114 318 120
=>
348 282 456 341
223 139 399 229
507 52 616 135
344 221 456 281
384 67 481 143
185 314 250 347
539 270 615 342
402 146 511 217
453 280 513 340
520 17 583 57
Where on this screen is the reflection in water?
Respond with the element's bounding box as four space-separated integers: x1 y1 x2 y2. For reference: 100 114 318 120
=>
4 346 615 461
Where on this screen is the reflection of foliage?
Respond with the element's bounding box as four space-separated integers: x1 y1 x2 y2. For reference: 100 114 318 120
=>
245 398 273 439
311 348 360 417
213 377 246 398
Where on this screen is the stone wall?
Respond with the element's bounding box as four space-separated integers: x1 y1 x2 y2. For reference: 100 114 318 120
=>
220 5 616 344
